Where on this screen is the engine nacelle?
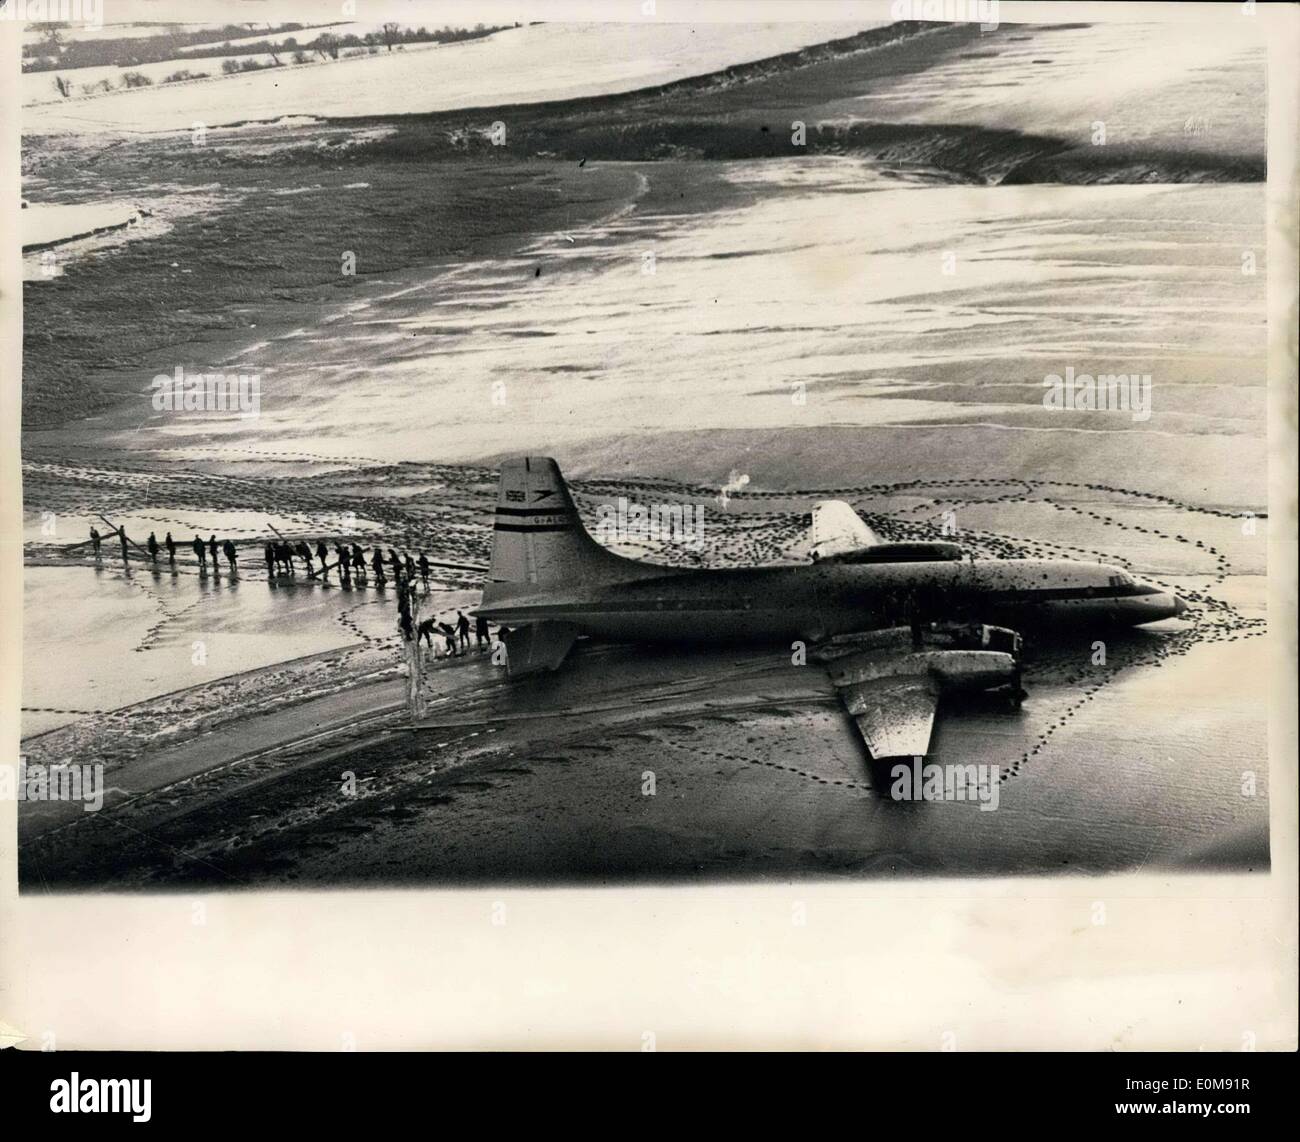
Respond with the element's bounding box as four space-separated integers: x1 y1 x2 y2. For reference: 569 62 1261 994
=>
926 649 1018 693
822 541 965 564
827 647 1017 693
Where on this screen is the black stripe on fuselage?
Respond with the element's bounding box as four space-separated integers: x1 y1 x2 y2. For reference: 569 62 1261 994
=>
493 523 575 534
495 506 570 518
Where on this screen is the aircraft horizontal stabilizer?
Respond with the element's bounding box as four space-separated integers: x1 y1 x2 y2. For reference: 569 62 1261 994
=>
502 622 579 678
840 675 939 759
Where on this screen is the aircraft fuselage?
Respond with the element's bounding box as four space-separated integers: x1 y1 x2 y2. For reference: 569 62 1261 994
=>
478 556 1186 645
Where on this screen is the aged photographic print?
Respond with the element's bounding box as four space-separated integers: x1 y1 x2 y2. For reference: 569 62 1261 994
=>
10 0 1282 903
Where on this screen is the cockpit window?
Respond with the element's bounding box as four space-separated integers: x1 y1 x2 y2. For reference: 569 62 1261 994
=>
1108 571 1134 588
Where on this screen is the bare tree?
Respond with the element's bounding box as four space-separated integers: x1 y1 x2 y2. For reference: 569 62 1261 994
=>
244 22 282 65
381 23 401 52
33 22 66 55
315 33 340 61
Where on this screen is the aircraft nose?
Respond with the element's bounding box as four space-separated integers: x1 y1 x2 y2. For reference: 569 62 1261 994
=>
1122 588 1187 624
1150 591 1189 620
1152 591 1190 621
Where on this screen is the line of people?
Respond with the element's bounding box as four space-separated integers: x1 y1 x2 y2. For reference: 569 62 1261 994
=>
89 521 496 662
90 526 238 573
263 540 442 588
188 533 238 572
89 524 446 592
396 574 492 660
415 609 492 658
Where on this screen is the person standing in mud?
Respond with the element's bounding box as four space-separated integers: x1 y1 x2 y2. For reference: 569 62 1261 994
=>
351 543 366 580
295 541 313 575
335 542 351 580
440 621 458 658
456 610 471 651
418 552 430 587
118 527 131 568
90 526 102 560
417 617 436 653
397 579 413 641
475 613 490 650
146 531 159 564
264 542 276 576
388 547 402 582
165 531 177 568
316 540 330 575
223 539 238 573
371 547 386 583
208 535 219 572
403 553 417 584
192 534 206 569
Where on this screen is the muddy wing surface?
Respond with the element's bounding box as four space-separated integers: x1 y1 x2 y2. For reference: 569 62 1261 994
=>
836 674 938 760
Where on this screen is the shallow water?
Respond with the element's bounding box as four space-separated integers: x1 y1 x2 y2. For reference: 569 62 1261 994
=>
21 565 423 736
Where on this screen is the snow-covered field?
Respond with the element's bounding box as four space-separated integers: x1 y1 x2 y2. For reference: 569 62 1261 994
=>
172 22 447 54
24 21 879 134
840 19 1264 156
22 25 451 107
20 21 213 45
22 50 315 106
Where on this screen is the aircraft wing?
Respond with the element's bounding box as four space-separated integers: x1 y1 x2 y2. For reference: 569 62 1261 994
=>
808 500 881 561
834 674 938 760
817 628 1022 761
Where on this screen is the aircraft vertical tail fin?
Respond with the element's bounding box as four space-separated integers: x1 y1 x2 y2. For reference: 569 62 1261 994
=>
486 456 627 593
808 500 882 561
